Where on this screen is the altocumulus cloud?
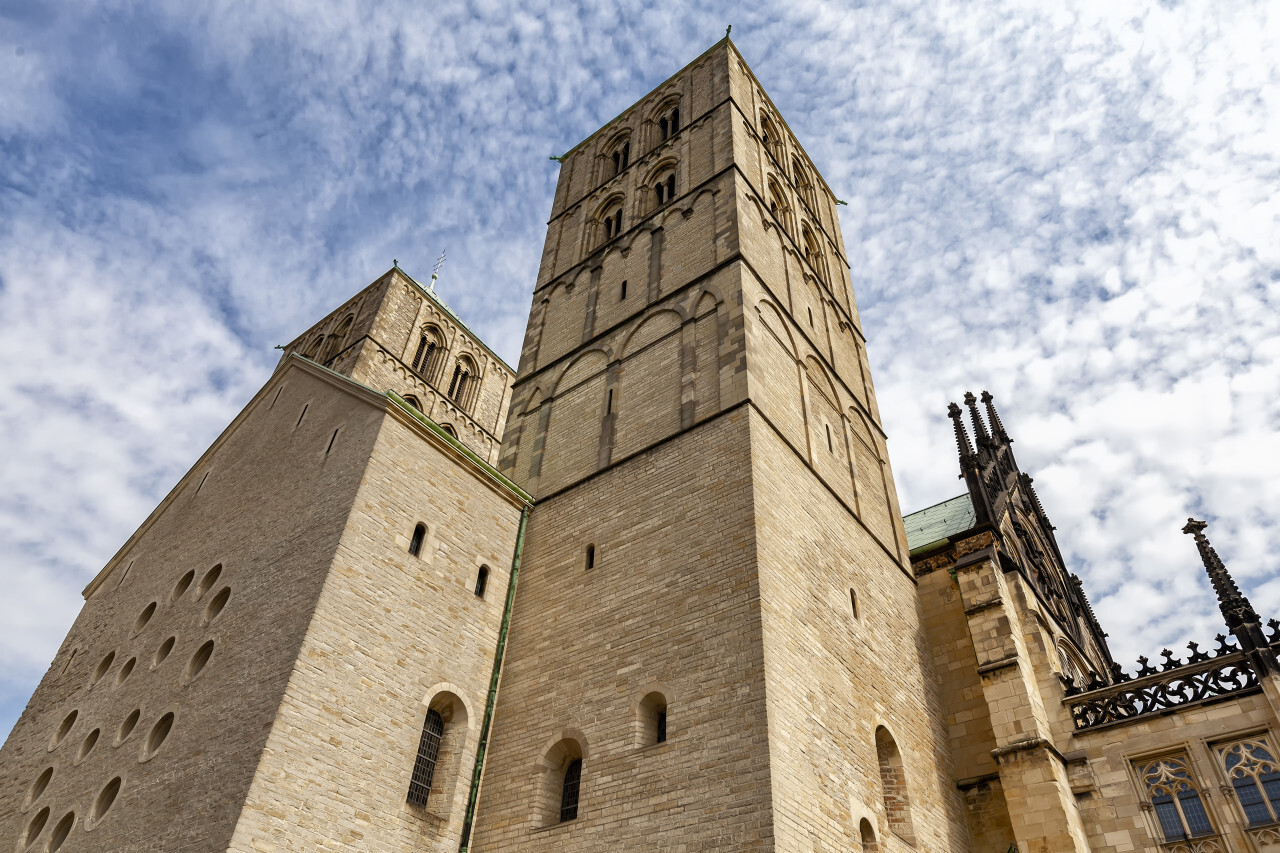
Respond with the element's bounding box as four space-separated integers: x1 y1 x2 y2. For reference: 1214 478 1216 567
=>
1 0 1278 739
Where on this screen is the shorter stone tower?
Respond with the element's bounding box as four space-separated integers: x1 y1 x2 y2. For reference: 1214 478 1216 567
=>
0 267 528 853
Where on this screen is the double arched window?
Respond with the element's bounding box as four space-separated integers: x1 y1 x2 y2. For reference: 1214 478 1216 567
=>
411 325 445 382
657 104 679 142
792 157 816 208
322 315 354 364
760 114 782 161
654 171 676 207
600 202 624 243
767 177 790 231
801 225 826 281
447 355 478 412
608 137 631 178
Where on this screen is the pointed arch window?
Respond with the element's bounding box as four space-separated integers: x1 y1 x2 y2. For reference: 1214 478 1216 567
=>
767 178 790 232
760 114 782 160
1218 739 1280 827
802 226 826 281
407 709 444 807
792 157 816 208
1137 755 1215 841
322 315 354 363
306 335 325 361
875 727 916 843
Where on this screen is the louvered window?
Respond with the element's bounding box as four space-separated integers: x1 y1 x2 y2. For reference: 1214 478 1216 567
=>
407 710 444 807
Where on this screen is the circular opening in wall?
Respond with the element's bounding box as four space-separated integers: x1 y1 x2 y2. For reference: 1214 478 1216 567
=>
25 767 53 809
133 602 157 634
143 713 174 760
91 777 121 823
186 640 215 681
203 587 231 625
171 570 194 601
77 728 100 762
23 806 48 847
116 709 140 746
47 811 74 851
50 710 77 749
115 657 136 686
196 564 222 598
152 636 175 669
90 651 115 687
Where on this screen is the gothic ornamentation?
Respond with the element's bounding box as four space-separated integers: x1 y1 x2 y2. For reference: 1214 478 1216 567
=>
1067 652 1259 729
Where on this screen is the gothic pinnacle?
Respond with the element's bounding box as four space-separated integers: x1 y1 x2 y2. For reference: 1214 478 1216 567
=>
948 402 974 466
981 390 1010 443
964 391 992 447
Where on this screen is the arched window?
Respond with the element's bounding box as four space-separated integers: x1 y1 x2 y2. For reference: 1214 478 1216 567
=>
447 356 478 411
403 395 421 412
610 139 631 177
322 315 354 363
859 818 879 852
474 566 489 598
875 727 916 843
410 326 444 381
560 758 582 822
306 336 325 360
1218 739 1280 827
638 692 668 746
440 424 457 438
792 157 816 208
654 171 677 206
601 203 624 242
407 709 444 807
657 104 679 142
767 178 789 229
585 544 595 570
1137 755 1214 841
802 226 826 280
409 523 426 557
760 114 781 160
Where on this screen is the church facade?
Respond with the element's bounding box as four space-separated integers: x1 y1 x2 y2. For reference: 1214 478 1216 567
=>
3 38 1279 853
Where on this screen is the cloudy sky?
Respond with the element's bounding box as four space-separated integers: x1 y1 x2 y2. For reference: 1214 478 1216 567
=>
2 0 1278 740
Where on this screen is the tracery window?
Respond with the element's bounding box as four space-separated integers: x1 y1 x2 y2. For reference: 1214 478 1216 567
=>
1218 739 1280 826
1136 755 1215 842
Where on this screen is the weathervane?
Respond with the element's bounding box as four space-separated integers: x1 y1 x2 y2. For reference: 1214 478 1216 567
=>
429 249 446 292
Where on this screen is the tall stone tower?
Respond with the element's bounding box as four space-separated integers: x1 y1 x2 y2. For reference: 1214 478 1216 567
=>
469 39 969 851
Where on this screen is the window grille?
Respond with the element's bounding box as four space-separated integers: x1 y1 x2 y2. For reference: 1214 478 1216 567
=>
1219 739 1280 826
1137 756 1215 841
409 524 426 557
407 709 444 807
559 758 582 822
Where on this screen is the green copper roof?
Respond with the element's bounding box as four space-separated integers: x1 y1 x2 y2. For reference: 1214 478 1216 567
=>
903 493 976 555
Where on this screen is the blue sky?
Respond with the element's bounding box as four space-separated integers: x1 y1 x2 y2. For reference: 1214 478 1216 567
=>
2 0 1279 741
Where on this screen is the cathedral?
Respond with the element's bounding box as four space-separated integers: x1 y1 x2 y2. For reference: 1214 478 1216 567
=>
3 38 1279 853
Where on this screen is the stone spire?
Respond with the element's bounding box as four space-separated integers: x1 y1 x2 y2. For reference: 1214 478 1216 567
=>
1183 518 1278 675
981 390 1009 444
948 402 974 464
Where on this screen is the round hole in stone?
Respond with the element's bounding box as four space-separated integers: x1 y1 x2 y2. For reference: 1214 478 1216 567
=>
115 657 136 686
91 777 121 822
90 651 115 687
47 811 74 851
196 564 222 598
144 712 174 759
117 709 140 745
77 728 100 761
51 710 77 748
171 570 194 601
187 640 215 681
24 807 48 847
134 602 157 634
26 767 53 808
153 636 175 669
203 587 231 625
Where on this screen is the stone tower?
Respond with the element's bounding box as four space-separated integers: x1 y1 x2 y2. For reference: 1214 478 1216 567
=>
468 39 969 851
0 267 529 852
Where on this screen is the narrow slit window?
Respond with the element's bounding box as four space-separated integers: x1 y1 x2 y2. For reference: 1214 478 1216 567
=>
850 589 859 618
606 389 613 414
808 307 814 327
620 280 628 300
296 404 309 428
560 758 582 822
826 424 833 452
406 709 444 807
409 524 426 557
475 566 489 598
585 545 595 570
326 429 339 454
656 709 667 744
